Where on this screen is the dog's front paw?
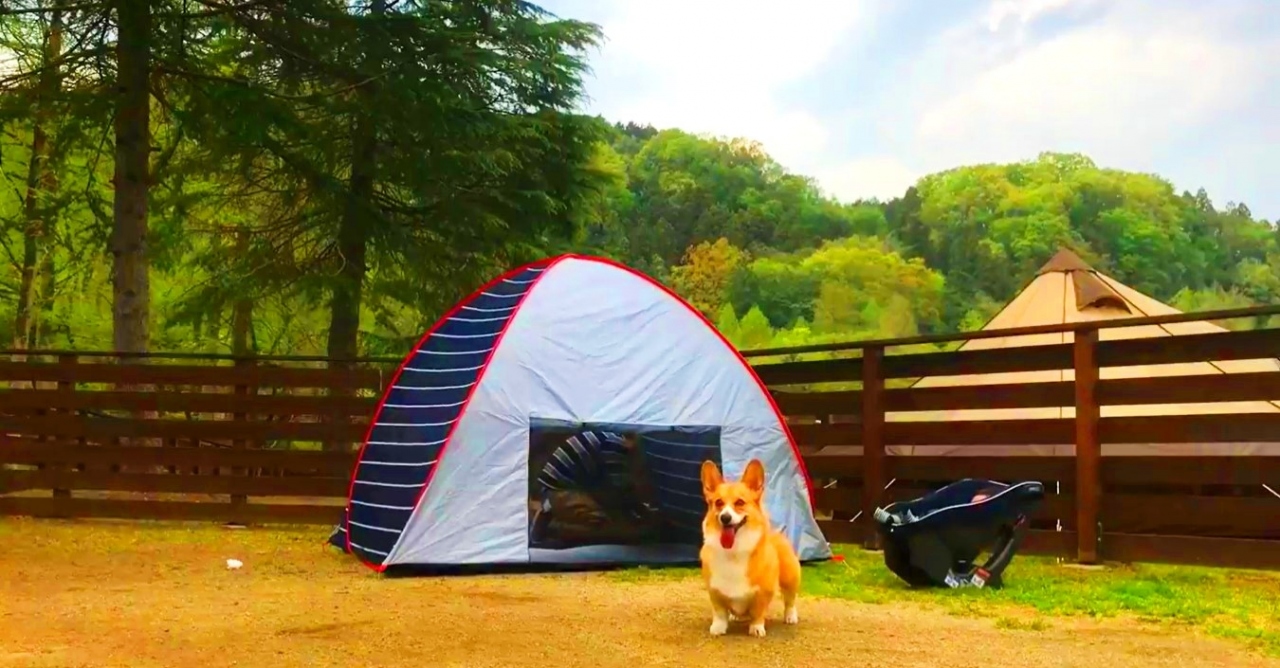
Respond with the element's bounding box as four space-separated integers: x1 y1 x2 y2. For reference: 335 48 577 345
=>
748 622 767 638
709 618 729 636
784 607 799 625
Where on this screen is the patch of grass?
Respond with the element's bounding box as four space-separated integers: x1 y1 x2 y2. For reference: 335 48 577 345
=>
606 563 696 578
994 616 1048 631
606 564 698 583
607 543 1280 655
1209 623 1280 657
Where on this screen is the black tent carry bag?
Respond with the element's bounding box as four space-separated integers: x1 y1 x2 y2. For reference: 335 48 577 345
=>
873 478 1045 589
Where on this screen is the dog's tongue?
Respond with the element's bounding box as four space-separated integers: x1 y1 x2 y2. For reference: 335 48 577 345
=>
720 525 738 549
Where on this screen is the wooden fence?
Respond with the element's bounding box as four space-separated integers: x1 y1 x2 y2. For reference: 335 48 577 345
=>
0 352 392 524
2 304 1280 569
753 304 1280 570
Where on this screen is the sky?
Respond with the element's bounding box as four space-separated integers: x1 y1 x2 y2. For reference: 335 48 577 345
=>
538 0 1280 221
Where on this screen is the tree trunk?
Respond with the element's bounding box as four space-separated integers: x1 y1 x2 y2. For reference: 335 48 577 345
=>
325 126 373 362
322 112 375 452
13 124 44 354
111 0 154 452
324 0 384 364
12 2 64 356
110 0 152 358
31 242 57 351
324 0 385 452
231 297 254 355
31 41 63 352
231 230 254 357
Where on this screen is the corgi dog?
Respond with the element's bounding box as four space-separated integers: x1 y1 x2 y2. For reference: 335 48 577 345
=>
699 458 801 638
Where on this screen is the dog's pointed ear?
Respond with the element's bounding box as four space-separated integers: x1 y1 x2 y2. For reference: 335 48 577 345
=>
742 459 766 495
701 460 722 497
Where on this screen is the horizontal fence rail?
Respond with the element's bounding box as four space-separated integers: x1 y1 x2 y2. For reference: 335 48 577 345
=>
3 306 1280 569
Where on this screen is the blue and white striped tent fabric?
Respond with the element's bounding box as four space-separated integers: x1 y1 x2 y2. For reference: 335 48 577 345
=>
329 254 830 572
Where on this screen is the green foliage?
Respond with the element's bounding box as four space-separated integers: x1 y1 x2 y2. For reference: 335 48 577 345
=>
713 302 740 342
596 128 881 268
735 305 774 351
1170 286 1259 331
813 281 864 334
667 237 748 316
958 292 1003 332
726 255 821 329
899 152 1279 327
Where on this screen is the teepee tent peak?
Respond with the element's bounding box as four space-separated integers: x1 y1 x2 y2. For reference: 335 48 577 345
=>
1036 247 1130 313
1037 247 1094 274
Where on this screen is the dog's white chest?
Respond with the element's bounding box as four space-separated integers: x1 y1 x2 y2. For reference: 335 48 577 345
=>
708 554 756 602
705 529 763 608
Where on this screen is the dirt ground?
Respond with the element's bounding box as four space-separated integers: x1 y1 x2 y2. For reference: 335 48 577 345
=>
1 520 1277 668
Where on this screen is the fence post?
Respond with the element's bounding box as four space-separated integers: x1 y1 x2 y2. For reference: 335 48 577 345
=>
230 356 253 517
53 354 77 500
861 345 885 550
1073 327 1101 564
324 360 354 453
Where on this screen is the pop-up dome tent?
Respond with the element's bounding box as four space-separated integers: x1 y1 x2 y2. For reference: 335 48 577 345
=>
328 254 830 572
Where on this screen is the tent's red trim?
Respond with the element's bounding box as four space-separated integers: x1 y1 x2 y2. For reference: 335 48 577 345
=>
345 252 818 572
343 256 560 572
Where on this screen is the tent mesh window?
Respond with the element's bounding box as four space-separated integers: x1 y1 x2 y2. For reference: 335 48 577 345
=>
526 419 722 550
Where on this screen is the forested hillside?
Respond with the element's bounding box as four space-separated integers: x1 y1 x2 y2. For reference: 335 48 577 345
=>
2 2 1277 359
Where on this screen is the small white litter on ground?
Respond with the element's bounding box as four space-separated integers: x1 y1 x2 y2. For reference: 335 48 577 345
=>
226 559 243 570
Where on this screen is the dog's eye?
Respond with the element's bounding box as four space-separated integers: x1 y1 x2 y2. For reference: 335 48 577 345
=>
734 499 745 508
714 499 724 509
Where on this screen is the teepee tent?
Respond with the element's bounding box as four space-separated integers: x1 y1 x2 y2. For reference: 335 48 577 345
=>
885 248 1280 456
329 254 829 572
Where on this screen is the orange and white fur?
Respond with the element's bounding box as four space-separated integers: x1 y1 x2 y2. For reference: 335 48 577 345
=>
699 459 801 638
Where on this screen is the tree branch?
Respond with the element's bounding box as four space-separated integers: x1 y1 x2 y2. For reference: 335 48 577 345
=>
162 0 272 19
154 60 386 102
0 2 103 16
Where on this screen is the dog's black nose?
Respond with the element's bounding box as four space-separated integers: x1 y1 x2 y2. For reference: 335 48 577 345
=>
719 512 734 526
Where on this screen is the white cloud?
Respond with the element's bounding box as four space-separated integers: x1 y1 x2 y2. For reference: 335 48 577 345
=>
569 0 874 170
817 0 1280 208
814 156 919 203
983 0 1101 33
553 0 1280 215
913 2 1265 175
598 0 864 85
